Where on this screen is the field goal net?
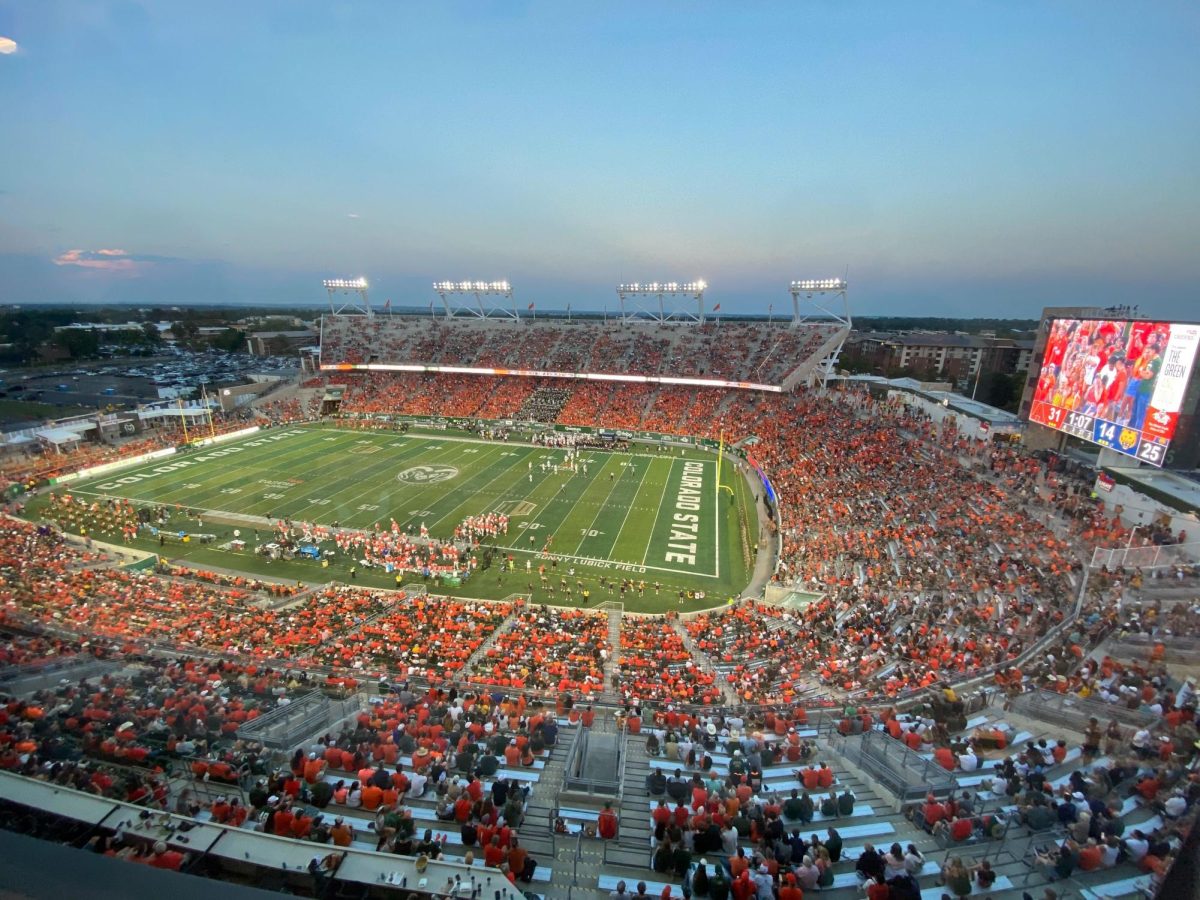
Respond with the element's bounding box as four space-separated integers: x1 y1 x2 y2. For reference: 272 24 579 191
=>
1089 539 1200 572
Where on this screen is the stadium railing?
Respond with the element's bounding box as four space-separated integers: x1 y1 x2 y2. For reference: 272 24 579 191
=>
0 653 112 686
235 689 363 750
1108 633 1200 666
0 770 530 900
830 727 958 803
561 727 621 796
1008 688 1159 734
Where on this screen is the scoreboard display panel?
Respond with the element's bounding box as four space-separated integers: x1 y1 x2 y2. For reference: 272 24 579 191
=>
1028 317 1199 468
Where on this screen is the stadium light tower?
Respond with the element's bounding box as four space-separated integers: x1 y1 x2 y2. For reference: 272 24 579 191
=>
323 277 372 316
615 280 708 324
788 277 852 391
432 280 519 320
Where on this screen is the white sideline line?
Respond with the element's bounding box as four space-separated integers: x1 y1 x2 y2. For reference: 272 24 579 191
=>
639 457 676 568
714 453 720 580
490 545 721 579
598 456 653 562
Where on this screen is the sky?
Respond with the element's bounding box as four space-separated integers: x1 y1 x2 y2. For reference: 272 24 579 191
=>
0 1 1198 318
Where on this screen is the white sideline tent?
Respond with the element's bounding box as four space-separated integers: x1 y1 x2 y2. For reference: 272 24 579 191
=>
35 425 93 452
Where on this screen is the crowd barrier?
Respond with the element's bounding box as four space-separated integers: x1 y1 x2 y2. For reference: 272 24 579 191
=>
832 728 958 803
1009 688 1160 734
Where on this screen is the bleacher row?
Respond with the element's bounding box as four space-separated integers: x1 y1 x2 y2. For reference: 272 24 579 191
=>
196 729 561 882
593 704 1172 900
319 315 844 386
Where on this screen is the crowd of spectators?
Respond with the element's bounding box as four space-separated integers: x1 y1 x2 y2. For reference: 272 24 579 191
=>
0 410 257 495
0 647 296 785
307 597 515 680
684 603 827 705
319 315 842 386
3 327 1191 720
616 617 720 705
471 607 608 694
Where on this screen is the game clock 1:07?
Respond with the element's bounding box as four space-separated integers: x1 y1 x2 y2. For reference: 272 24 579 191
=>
1064 410 1093 438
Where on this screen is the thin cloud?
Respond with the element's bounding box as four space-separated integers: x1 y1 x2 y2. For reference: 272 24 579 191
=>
54 248 147 272
0 37 17 55
347 213 360 219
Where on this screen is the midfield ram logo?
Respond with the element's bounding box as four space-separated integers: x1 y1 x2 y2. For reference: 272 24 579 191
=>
396 464 459 485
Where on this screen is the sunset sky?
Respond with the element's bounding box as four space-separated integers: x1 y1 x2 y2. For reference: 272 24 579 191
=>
1 1 1197 318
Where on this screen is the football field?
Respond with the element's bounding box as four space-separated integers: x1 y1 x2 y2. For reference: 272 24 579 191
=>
57 425 758 608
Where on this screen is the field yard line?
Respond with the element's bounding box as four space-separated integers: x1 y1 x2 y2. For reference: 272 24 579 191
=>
72 428 311 488
601 455 655 561
90 432 393 520
322 425 687 462
68 429 334 507
235 431 435 518
639 456 676 567
279 435 438 522
332 440 511 528
495 545 721 579
519 453 608 538
228 431 425 515
566 455 641 558
425 445 533 533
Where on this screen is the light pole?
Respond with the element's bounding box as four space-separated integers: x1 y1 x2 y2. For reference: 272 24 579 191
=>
432 281 517 319
789 278 852 391
322 277 371 316
615 280 708 323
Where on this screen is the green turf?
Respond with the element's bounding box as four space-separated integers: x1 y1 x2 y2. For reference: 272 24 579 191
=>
40 424 759 613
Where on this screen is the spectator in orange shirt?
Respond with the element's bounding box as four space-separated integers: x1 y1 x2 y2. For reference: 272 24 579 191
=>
303 752 326 784
361 783 383 811
330 817 354 847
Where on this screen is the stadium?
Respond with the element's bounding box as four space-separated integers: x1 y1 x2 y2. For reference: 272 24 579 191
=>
2 290 1197 900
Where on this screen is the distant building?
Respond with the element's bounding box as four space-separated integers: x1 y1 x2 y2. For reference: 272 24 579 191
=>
245 330 316 356
236 315 310 329
848 331 1033 383
53 321 169 333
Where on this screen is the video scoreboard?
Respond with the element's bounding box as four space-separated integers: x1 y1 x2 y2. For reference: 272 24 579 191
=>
1028 317 1199 468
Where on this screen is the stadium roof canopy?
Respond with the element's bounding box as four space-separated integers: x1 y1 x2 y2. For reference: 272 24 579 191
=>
1105 466 1200 517
35 426 93 445
838 375 1022 427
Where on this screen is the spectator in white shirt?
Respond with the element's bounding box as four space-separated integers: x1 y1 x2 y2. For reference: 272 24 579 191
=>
408 770 428 798
1163 791 1188 819
1132 728 1153 757
1123 830 1149 862
678 737 694 763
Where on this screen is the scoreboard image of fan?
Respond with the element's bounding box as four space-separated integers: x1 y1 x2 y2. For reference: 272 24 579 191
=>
1028 317 1200 468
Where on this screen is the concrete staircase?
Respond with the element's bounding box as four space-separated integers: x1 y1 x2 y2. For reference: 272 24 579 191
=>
668 618 739 704
566 708 1167 900
461 608 523 674
604 607 623 692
